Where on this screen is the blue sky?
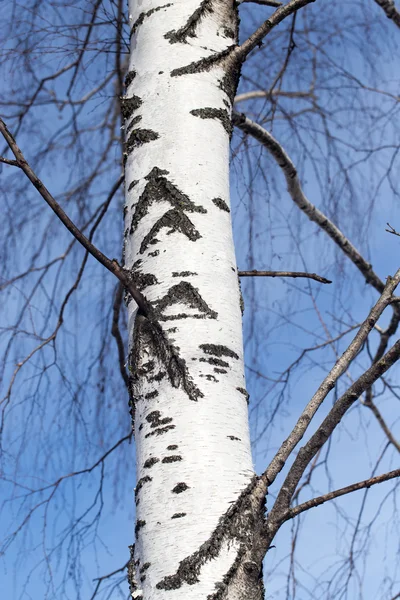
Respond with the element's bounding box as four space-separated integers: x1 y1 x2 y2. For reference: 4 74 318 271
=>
1 1 400 599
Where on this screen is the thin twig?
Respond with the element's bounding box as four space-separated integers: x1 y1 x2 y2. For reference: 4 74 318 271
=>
233 111 387 295
0 118 149 315
282 468 400 522
238 270 331 284
233 0 316 60
265 335 400 545
263 268 400 488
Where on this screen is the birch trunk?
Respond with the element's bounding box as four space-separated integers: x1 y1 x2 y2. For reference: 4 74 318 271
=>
124 2 264 598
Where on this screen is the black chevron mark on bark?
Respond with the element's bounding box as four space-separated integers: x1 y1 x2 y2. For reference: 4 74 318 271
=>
140 209 201 253
130 259 158 291
130 166 206 233
165 0 214 44
130 3 173 38
126 129 159 154
190 107 232 136
121 95 142 120
154 281 217 321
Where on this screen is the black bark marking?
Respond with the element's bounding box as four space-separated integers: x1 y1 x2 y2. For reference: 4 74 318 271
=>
140 562 151 573
171 46 236 78
222 26 235 39
157 476 265 597
146 410 173 428
140 575 146 583
172 482 189 494
145 424 176 438
130 262 158 292
212 197 230 213
238 274 244 314
125 70 136 89
219 58 242 105
149 249 160 257
130 314 203 402
167 444 178 450
199 357 229 368
143 457 159 469
145 390 159 399
149 370 166 382
171 513 187 519
207 547 247 600
200 344 239 360
165 0 214 44
172 271 198 277
154 281 217 321
127 545 136 597
126 129 159 154
126 115 142 135
162 455 182 463
128 179 139 192
190 108 232 136
135 520 146 535
227 435 241 441
121 95 142 120
139 209 201 254
131 4 173 38
236 387 250 404
200 374 218 382
135 476 152 499
130 166 206 234
214 368 227 374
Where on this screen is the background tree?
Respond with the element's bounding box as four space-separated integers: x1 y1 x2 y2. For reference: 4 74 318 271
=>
1 0 400 598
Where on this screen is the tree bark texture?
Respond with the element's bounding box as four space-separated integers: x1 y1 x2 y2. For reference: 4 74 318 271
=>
124 1 263 598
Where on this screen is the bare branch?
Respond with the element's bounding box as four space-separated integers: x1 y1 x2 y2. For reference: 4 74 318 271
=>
234 0 316 61
387 222 400 236
234 89 315 103
361 397 400 452
238 270 331 283
233 111 387 295
0 118 149 315
373 0 400 28
263 268 400 487
265 335 400 542
282 468 400 522
0 156 19 167
238 0 283 6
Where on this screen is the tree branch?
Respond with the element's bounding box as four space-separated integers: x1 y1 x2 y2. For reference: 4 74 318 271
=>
238 270 331 283
233 111 387 295
234 0 316 61
237 0 283 6
234 89 315 103
0 118 150 315
263 268 400 488
0 156 19 167
373 0 400 28
265 335 400 544
282 468 400 522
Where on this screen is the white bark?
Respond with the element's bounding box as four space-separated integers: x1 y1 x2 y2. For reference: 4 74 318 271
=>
123 2 262 598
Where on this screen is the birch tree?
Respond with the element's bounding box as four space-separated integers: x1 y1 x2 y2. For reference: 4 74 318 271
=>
1 1 400 599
